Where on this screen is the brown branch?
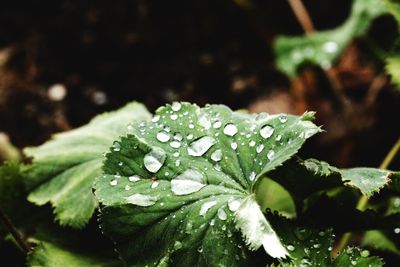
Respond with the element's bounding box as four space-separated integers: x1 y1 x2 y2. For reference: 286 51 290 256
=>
365 74 387 106
287 0 348 107
0 207 30 254
287 0 315 34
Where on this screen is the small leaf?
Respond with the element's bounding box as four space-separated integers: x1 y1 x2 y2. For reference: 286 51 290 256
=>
363 230 400 256
27 224 122 267
95 102 321 266
333 247 383 267
268 158 395 199
24 102 151 228
274 0 387 77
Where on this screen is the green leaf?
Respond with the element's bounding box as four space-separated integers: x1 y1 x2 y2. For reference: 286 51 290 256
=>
363 230 400 256
24 102 151 228
268 158 394 199
333 247 383 267
27 224 122 267
95 102 321 266
274 0 387 77
267 214 334 267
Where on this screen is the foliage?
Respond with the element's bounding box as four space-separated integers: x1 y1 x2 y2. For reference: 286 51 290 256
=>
274 0 387 77
1 101 396 266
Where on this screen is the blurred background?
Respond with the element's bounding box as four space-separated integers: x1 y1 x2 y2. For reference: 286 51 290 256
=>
0 0 399 168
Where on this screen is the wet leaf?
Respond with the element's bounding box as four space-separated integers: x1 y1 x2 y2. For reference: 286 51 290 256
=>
95 102 321 266
24 102 151 228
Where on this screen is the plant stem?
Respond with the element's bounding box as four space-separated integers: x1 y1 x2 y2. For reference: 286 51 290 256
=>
287 0 349 107
0 207 30 254
335 137 400 255
287 0 315 34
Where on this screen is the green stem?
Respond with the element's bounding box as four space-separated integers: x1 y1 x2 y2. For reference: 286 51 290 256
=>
335 137 400 255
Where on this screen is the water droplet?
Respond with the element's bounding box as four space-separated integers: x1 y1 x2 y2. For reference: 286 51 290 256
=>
197 247 203 253
128 175 141 182
275 134 282 141
174 133 183 141
394 227 400 234
279 115 288 123
171 169 206 195
351 260 357 265
211 149 222 162
152 115 160 122
361 250 370 257
249 140 256 147
228 199 241 212
313 243 321 249
125 185 130 190
328 246 332 251
110 180 118 186
260 125 274 138
187 136 216 156
223 123 238 136
323 41 338 53
198 115 211 129
189 123 195 129
118 161 123 166
256 144 264 153
175 159 181 167
171 102 182 111
156 132 170 143
231 142 238 150
249 171 256 181
217 207 227 220
170 114 178 120
200 200 217 216
125 193 158 206
151 181 159 188
267 150 275 160
187 134 194 140
210 218 216 226
113 141 121 152
144 148 166 173
170 140 181 148
287 244 295 251
294 227 312 241
173 152 180 157
174 241 183 250
213 120 222 128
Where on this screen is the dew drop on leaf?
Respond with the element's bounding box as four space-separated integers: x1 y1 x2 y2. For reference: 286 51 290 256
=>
152 115 160 122
170 140 181 148
213 120 222 129
231 142 238 150
217 207 227 220
267 150 275 160
223 123 238 136
125 193 158 206
187 136 216 157
171 169 206 195
211 149 222 162
287 244 295 251
199 200 218 217
170 114 178 121
110 179 118 186
394 227 400 234
144 148 166 173
171 102 182 112
249 171 256 182
228 199 241 212
323 41 338 53
249 140 256 147
151 181 159 189
256 144 264 153
260 125 274 139
279 115 288 123
173 241 183 250
125 185 130 191
128 175 141 182
156 132 170 143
